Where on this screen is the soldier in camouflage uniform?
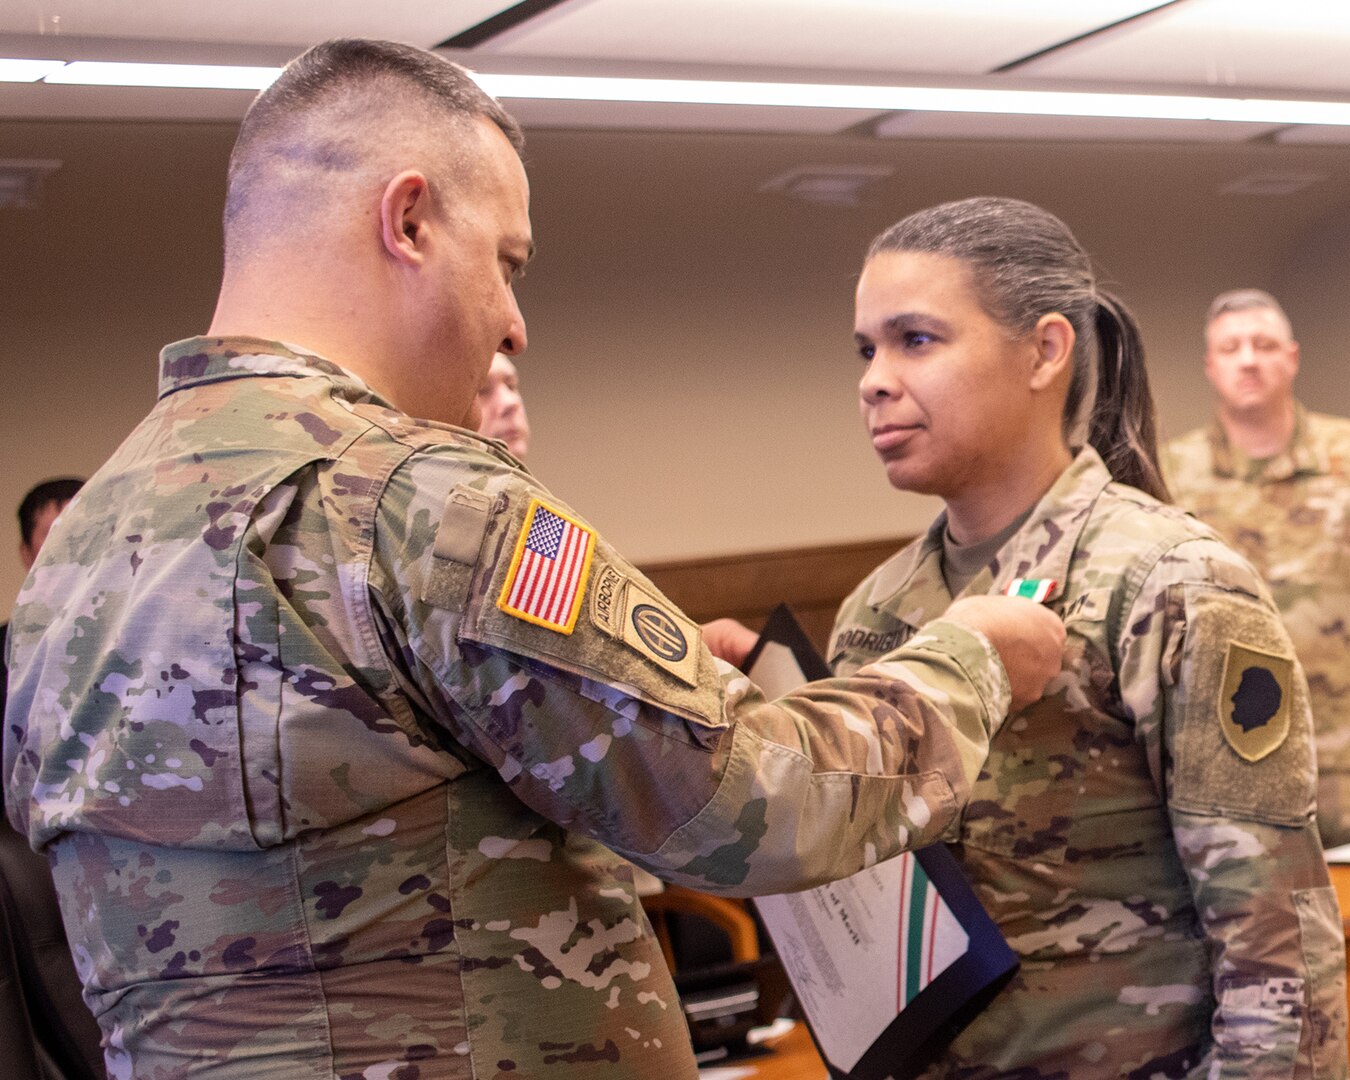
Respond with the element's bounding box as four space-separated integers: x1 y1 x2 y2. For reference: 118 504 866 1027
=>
842 198 1346 1078
1166 289 1350 849
2 41 1065 1080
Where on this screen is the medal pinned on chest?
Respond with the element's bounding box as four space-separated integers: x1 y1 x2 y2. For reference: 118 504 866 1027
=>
1002 578 1057 603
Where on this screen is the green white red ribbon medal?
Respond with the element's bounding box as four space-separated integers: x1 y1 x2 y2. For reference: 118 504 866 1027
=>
1002 578 1056 603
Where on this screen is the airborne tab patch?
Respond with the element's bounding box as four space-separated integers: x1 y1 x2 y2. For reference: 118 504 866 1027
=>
1218 641 1293 762
497 499 595 634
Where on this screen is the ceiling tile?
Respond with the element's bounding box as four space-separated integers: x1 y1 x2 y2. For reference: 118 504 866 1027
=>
1019 0 1350 93
476 0 1166 75
1276 125 1350 146
0 0 514 49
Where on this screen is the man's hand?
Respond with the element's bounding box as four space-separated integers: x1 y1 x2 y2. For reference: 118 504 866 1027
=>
942 595 1065 712
702 618 759 668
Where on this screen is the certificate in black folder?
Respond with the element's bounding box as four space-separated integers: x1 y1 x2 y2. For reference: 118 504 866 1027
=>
745 605 1018 1080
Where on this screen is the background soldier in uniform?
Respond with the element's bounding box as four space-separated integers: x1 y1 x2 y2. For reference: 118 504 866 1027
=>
2 40 1063 1079
477 351 531 459
1167 289 1350 849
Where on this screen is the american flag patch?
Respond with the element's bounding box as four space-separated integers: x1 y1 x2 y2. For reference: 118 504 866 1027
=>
1003 577 1056 603
498 499 596 634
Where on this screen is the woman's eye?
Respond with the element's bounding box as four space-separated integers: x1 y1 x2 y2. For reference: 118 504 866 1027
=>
858 343 875 362
903 331 934 348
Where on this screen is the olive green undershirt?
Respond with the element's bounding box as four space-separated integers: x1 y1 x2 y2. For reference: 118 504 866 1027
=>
941 505 1036 597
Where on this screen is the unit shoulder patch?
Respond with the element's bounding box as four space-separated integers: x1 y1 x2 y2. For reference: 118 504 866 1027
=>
1218 640 1293 763
587 564 701 687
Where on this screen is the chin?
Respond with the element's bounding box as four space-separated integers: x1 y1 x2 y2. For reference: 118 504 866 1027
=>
882 459 940 495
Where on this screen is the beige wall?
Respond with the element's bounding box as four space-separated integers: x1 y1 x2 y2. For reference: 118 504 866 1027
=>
4 119 1350 616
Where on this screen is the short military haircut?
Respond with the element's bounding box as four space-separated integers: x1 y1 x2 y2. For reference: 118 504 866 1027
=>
223 38 524 244
18 477 84 548
1206 289 1292 335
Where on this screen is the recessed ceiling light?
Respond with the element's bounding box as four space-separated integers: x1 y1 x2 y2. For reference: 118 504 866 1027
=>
1220 172 1327 196
0 159 61 209
760 165 894 207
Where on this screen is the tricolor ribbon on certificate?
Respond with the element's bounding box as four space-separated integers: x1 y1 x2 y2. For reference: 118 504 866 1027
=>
744 606 1019 1080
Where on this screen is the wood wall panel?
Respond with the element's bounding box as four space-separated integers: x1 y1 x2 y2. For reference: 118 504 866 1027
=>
640 536 910 654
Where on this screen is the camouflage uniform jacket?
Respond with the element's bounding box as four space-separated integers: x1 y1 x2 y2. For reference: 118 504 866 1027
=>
1167 406 1350 848
3 338 1014 1080
831 448 1347 1080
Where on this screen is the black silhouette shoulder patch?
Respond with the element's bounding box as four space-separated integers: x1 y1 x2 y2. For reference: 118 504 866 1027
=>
1218 641 1293 762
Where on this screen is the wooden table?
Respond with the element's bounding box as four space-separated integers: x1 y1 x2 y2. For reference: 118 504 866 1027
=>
740 1022 827 1079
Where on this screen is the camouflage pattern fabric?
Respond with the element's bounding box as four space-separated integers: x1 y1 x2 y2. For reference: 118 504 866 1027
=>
3 337 1014 1080
831 447 1347 1079
1167 406 1350 849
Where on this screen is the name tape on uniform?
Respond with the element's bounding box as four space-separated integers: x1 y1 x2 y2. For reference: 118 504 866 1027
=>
498 499 595 635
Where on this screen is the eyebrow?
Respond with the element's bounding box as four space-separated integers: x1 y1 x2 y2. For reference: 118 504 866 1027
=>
855 311 952 341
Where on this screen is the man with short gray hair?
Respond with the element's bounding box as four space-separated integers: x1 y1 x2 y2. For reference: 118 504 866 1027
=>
3 38 1063 1079
1167 288 1350 848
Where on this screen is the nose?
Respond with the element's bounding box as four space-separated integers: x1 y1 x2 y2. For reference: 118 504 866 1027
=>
500 295 528 357
859 350 899 406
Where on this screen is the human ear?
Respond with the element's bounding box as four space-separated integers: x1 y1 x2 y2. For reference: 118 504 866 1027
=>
1029 313 1075 391
379 170 432 266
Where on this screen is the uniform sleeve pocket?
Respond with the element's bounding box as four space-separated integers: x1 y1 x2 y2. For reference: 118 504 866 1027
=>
1212 976 1302 1079
1296 885 1349 1079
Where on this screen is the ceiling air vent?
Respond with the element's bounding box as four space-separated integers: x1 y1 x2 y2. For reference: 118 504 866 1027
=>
760 164 894 207
1219 172 1326 197
0 159 62 209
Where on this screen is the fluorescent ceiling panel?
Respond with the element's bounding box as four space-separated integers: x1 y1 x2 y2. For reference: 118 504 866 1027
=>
0 0 511 47
476 75 1350 127
479 0 1166 75
508 98 883 134
46 61 280 90
1022 0 1350 93
0 58 64 81
877 111 1280 143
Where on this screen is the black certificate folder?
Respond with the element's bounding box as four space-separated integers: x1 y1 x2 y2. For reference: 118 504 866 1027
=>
744 605 1019 1080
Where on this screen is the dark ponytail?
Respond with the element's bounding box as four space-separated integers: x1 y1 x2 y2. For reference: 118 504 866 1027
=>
867 197 1170 502
1086 292 1169 502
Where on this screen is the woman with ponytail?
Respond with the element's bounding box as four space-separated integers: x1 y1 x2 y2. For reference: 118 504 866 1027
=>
832 197 1344 1077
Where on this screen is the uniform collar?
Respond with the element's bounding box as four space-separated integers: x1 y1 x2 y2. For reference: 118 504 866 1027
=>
157 336 391 409
865 446 1113 628
1205 401 1324 482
